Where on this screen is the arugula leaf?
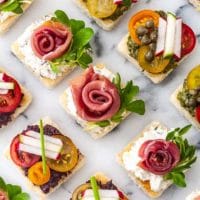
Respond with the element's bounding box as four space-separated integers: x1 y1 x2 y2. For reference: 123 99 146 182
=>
95 120 110 127
6 184 22 199
12 193 30 200
50 10 94 72
0 177 7 191
54 10 69 25
126 100 145 115
164 125 197 188
0 0 24 14
0 177 30 200
95 74 145 127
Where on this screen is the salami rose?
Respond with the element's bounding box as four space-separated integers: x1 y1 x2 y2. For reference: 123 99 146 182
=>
138 139 180 175
31 21 72 61
0 0 7 3
70 67 121 122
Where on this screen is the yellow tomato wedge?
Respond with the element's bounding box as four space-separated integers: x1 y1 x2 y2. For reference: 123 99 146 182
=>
138 46 170 74
28 162 51 186
187 65 200 89
86 0 117 19
46 135 78 172
129 10 160 45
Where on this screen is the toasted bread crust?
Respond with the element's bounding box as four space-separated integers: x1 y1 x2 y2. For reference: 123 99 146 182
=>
5 117 85 199
117 121 171 198
74 0 128 31
59 64 130 139
0 3 33 34
170 85 200 129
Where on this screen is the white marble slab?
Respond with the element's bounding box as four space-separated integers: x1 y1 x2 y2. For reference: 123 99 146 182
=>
0 0 200 199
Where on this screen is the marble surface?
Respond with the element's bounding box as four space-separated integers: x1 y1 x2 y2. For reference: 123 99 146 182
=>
1 0 200 199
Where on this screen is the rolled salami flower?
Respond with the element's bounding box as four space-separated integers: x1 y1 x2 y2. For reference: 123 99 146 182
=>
31 21 72 61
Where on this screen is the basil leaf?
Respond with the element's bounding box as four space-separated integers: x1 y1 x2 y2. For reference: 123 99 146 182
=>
123 83 139 105
122 0 132 6
12 192 30 200
113 73 121 91
126 100 145 115
96 120 110 127
6 184 22 199
72 28 94 50
166 130 176 141
54 10 70 26
69 19 85 35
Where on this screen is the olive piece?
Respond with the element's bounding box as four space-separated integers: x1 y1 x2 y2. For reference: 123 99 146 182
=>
150 31 158 42
141 35 151 45
145 20 154 29
149 43 156 51
136 26 148 36
189 89 198 96
145 50 154 62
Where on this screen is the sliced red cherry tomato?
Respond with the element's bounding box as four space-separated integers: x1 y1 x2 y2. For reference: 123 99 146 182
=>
181 23 196 57
10 135 40 168
117 190 127 200
195 106 200 123
0 73 22 113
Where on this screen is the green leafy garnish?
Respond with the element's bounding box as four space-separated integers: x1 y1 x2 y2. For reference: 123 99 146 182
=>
90 176 100 200
164 125 197 187
94 73 145 127
39 119 47 175
0 177 30 200
50 10 94 72
122 0 132 7
0 0 29 14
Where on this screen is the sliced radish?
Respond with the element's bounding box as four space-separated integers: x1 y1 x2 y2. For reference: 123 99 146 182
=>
155 17 167 56
83 189 119 200
25 130 62 146
19 134 63 153
19 143 60 160
163 12 177 58
173 18 182 59
0 73 14 95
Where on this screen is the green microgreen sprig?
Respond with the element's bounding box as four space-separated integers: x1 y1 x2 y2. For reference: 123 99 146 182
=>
164 125 197 187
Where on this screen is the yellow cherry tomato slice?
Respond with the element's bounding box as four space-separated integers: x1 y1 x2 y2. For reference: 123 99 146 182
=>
187 65 200 90
86 0 117 19
129 10 160 45
138 45 170 74
46 135 78 172
28 162 51 186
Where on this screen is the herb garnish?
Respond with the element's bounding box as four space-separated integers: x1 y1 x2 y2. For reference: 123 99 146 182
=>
164 125 197 187
0 177 30 200
50 10 94 73
0 0 30 14
96 73 145 127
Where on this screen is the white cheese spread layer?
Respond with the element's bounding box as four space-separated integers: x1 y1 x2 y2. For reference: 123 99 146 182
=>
122 126 172 192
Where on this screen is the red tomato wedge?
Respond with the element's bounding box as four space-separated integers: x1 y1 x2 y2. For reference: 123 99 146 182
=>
0 73 22 113
181 23 196 57
195 106 200 123
10 135 40 168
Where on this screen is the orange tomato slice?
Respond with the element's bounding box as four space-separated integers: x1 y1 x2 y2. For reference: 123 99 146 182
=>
128 10 160 45
28 162 51 186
